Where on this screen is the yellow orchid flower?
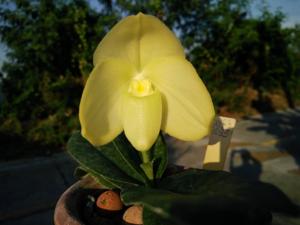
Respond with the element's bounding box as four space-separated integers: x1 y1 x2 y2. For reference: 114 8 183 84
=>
79 13 215 152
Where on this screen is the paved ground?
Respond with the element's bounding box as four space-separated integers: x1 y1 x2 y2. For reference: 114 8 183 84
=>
0 154 78 225
167 107 300 225
0 108 300 225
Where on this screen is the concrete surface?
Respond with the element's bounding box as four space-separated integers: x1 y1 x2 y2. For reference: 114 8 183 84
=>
0 107 300 225
0 154 78 225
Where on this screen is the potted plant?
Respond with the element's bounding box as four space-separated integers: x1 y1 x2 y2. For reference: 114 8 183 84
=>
54 13 298 225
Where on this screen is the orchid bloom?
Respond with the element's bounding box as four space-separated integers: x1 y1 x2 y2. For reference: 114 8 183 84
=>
79 13 215 152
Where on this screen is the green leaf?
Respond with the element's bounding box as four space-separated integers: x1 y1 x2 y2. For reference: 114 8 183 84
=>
98 133 149 185
159 169 298 215
121 186 272 225
73 167 117 189
158 168 244 195
143 208 171 225
122 169 299 225
88 171 118 189
67 131 142 189
73 166 87 179
121 187 182 223
151 133 168 179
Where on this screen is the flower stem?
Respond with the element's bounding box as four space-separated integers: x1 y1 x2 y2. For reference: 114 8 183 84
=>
140 150 151 163
140 151 154 181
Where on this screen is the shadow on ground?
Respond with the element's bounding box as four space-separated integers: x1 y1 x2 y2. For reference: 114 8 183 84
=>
246 108 300 167
230 148 262 180
229 148 300 221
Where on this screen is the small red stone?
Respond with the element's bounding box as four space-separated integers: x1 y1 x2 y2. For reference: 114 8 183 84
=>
96 190 123 211
123 205 143 225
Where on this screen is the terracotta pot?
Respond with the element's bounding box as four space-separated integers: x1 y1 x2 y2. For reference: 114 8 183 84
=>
54 176 104 225
54 165 185 225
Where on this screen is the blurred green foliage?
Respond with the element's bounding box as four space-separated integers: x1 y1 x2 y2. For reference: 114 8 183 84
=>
0 0 299 158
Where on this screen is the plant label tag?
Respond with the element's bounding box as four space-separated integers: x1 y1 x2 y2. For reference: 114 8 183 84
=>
202 116 236 171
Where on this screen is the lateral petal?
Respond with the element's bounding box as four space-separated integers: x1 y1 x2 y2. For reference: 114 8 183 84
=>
79 59 134 146
122 91 162 151
145 56 215 141
93 13 185 69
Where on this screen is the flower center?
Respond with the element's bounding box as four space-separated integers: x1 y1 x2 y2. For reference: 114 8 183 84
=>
128 78 154 97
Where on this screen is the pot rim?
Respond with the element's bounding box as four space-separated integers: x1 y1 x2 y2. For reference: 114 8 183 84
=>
54 176 103 225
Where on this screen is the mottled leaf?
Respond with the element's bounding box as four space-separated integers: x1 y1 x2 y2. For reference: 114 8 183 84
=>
98 133 149 185
151 133 168 179
67 131 142 189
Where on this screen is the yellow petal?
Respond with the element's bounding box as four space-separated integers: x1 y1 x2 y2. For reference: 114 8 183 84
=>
93 13 184 70
145 56 215 141
122 90 162 151
79 59 134 146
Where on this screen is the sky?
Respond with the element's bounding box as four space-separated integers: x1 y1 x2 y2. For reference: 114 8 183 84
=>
1 0 300 70
250 0 300 27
